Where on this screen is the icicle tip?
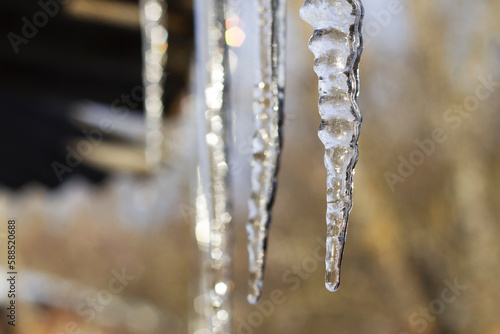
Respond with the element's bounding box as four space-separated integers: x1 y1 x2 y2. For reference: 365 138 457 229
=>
325 273 341 292
247 292 260 305
247 271 262 304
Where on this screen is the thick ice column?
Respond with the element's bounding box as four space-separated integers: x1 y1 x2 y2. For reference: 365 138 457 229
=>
299 0 364 292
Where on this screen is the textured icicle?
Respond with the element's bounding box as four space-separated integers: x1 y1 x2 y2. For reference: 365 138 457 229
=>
139 0 168 170
194 0 233 332
246 0 286 304
299 0 364 292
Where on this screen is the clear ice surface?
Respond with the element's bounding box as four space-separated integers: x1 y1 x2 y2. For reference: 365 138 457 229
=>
299 0 364 292
246 0 286 304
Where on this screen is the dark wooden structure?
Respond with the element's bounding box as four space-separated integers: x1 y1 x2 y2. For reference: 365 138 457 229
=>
0 0 193 188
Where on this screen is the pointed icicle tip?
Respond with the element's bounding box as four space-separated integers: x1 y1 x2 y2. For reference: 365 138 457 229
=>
247 272 262 304
325 267 342 291
325 275 341 292
247 292 260 305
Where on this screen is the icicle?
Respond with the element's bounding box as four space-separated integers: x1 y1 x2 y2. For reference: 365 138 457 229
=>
139 0 168 170
194 0 233 332
299 0 364 292
190 167 212 334
246 0 286 304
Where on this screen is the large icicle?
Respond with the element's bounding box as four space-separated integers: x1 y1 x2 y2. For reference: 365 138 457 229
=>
246 0 286 304
139 0 168 170
194 0 233 332
299 0 364 292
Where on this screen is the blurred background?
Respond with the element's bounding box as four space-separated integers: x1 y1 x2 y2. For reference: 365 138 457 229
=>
1 0 500 333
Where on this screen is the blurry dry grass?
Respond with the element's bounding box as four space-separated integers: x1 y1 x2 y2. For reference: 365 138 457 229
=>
1 0 500 334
